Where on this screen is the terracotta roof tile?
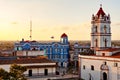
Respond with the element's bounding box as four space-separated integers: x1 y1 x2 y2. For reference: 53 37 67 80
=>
0 58 55 65
96 48 120 52
111 52 120 58
96 7 105 18
61 33 67 38
26 65 57 68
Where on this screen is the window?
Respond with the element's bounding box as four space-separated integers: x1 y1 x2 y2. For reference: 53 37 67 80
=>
57 49 60 53
55 48 57 53
63 55 65 58
49 55 51 59
83 65 85 69
114 63 118 67
28 70 32 76
61 49 63 53
16 47 19 50
44 69 48 76
26 51 28 56
81 48 83 51
58 55 60 58
63 55 64 58
104 62 107 65
55 54 57 59
104 25 107 33
53 55 55 58
50 48 52 53
91 65 94 70
95 26 98 33
102 53 105 56
104 39 107 47
61 55 63 59
95 39 98 47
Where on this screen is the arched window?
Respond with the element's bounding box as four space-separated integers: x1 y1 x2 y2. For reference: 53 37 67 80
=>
95 26 98 33
91 65 94 70
83 65 85 69
104 25 107 33
104 39 107 47
109 27 111 33
95 39 98 47
114 63 118 67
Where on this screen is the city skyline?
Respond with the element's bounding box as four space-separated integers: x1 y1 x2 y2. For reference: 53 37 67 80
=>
0 0 120 41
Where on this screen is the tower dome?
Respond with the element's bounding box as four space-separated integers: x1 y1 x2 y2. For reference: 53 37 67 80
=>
96 7 106 18
61 33 68 38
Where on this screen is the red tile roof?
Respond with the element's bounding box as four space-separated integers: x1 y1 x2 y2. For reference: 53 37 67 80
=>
111 52 120 58
26 65 57 68
0 58 55 65
81 53 120 59
96 7 105 18
61 33 67 38
96 48 120 52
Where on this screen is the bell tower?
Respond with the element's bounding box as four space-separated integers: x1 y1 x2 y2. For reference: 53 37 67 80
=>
91 5 111 50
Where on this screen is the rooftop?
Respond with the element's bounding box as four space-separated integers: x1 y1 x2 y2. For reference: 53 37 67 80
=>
61 33 68 38
0 58 55 65
111 52 120 58
96 48 120 52
96 6 106 18
80 52 120 59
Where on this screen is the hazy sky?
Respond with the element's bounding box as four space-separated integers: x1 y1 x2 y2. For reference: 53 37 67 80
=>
0 0 120 41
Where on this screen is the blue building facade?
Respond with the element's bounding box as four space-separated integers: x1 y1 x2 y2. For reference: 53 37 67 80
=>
14 33 69 67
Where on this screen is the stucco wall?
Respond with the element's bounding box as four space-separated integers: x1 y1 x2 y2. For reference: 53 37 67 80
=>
0 63 56 76
79 55 120 80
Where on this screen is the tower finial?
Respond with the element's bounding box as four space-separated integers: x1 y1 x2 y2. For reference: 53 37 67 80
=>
100 4 102 8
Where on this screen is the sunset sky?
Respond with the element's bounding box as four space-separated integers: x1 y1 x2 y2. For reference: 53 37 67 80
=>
0 0 120 41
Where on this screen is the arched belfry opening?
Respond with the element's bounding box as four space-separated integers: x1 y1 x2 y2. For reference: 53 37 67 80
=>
104 39 107 47
104 25 107 33
95 26 98 33
95 39 98 47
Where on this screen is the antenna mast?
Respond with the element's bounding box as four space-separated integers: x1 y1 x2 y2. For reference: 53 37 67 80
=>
30 20 32 41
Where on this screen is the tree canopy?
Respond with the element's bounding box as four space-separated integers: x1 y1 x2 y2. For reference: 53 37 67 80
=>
0 68 9 79
0 64 27 80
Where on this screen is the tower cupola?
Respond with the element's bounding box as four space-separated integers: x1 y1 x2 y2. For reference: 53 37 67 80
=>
60 33 68 44
91 5 111 24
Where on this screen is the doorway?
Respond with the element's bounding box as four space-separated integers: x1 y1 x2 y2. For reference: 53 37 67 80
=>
44 69 48 76
103 72 107 80
28 70 32 76
61 62 63 67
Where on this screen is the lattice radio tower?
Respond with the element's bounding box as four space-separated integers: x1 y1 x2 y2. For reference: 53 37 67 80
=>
30 20 32 41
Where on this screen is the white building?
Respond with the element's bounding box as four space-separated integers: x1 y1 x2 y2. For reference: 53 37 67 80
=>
79 5 120 80
79 54 120 80
14 50 45 56
0 58 57 77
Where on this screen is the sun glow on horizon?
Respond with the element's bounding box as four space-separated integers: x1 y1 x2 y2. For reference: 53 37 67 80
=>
0 0 120 41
